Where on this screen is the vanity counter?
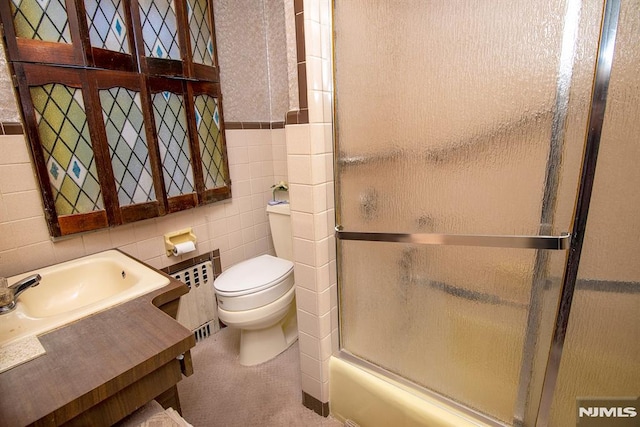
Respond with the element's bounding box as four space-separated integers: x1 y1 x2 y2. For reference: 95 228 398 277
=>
0 272 195 427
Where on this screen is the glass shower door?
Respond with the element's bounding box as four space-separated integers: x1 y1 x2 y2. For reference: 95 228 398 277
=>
333 1 603 423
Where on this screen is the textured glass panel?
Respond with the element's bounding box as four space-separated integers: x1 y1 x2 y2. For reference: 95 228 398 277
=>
549 3 640 426
334 1 584 236
100 88 156 206
340 241 567 422
84 0 129 53
194 94 224 189
152 92 194 197
138 0 180 60
11 0 71 43
30 84 103 215
333 0 602 423
187 0 214 65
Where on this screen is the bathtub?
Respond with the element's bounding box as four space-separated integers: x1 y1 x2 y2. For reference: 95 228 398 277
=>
330 352 504 427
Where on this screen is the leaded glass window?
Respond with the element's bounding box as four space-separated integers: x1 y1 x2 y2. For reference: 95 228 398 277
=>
139 0 180 60
152 92 194 197
194 94 225 189
2 0 229 237
30 84 104 215
10 0 71 43
188 0 214 66
85 0 129 53
100 87 155 206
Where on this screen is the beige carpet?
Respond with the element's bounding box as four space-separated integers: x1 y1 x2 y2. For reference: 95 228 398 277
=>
177 327 343 427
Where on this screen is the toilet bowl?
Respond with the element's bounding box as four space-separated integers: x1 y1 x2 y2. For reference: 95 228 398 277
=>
214 255 297 366
213 204 298 366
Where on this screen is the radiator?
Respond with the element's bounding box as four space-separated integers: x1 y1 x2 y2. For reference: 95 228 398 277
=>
170 260 220 342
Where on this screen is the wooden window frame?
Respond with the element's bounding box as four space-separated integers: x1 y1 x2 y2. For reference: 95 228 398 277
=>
0 0 231 238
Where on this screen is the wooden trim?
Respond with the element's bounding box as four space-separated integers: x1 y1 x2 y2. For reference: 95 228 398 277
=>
185 81 206 197
0 123 24 135
121 202 160 223
91 48 137 72
84 71 122 226
70 0 93 66
13 64 62 237
140 75 169 216
175 0 193 78
167 193 198 213
58 210 109 235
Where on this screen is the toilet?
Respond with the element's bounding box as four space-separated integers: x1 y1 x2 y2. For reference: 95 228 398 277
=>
213 203 298 366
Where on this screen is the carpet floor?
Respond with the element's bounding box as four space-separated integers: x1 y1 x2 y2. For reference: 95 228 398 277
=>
177 327 343 427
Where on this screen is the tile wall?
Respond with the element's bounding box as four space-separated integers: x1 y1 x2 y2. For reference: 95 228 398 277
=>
1 0 336 410
0 127 287 276
286 0 337 406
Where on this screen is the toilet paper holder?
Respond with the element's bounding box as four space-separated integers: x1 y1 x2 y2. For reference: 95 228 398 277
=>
164 228 197 257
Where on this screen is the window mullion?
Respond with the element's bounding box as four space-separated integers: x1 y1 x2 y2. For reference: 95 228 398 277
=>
82 70 123 226
139 74 170 216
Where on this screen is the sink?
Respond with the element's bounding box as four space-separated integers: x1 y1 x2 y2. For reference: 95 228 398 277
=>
0 250 170 346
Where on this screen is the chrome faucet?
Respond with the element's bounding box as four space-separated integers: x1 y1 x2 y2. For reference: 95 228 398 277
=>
0 274 41 314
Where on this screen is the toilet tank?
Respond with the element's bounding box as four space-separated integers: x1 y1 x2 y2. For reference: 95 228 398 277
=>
267 203 293 261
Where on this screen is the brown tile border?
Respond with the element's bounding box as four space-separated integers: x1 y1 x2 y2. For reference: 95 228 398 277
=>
0 122 24 135
225 121 285 130
289 0 309 126
302 391 330 417
285 109 309 125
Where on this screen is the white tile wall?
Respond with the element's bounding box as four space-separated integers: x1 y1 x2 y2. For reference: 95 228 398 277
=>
0 0 337 405
287 0 337 404
0 128 287 276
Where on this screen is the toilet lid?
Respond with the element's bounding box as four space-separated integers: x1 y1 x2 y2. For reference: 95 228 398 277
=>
214 254 294 295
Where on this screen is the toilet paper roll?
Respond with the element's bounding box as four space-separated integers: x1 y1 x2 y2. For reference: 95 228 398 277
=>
172 241 196 256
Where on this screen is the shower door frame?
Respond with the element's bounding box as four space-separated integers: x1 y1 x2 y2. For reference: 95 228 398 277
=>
332 0 622 425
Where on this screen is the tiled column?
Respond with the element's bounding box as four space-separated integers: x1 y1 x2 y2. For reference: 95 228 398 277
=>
285 0 337 414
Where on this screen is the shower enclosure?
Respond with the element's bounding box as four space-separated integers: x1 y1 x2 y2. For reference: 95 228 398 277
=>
333 1 639 426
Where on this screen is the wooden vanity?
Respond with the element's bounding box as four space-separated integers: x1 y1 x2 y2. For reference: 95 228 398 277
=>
0 272 195 426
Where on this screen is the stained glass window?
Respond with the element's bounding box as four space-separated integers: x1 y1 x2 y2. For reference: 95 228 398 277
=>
138 0 180 60
30 84 103 215
194 94 225 188
188 0 214 66
10 0 71 43
3 0 229 237
100 88 155 206
152 92 194 197
85 0 129 53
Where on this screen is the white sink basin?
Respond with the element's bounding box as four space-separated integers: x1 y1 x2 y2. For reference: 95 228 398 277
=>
0 250 170 346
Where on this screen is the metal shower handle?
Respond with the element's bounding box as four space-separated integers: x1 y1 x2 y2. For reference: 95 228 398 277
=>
335 227 571 250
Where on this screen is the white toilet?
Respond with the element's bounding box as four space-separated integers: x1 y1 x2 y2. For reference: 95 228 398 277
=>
213 203 298 366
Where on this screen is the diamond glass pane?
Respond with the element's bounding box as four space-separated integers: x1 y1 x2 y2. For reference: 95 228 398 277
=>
138 0 180 60
152 92 194 197
10 0 71 43
188 0 214 66
100 88 156 206
194 95 225 189
84 0 129 53
30 84 104 215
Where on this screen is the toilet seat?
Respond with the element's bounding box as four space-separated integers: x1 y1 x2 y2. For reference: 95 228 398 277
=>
213 255 294 311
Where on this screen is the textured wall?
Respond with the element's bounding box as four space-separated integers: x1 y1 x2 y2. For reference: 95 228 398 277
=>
284 0 299 112
265 0 290 121
1 3 293 124
213 0 270 122
0 39 20 122
213 0 292 122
